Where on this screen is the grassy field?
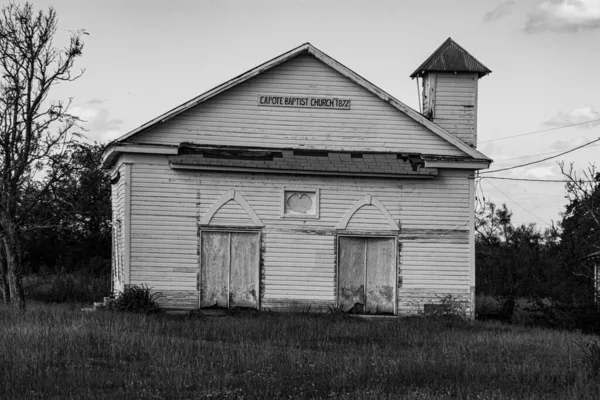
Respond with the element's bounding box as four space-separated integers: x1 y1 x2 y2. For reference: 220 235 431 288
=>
1 304 599 399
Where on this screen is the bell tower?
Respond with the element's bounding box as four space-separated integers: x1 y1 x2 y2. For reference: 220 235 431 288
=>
411 38 491 147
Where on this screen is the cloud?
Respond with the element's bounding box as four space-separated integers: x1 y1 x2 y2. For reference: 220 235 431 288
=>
542 106 600 128
524 0 600 33
484 1 515 22
479 142 496 157
526 166 555 178
71 99 123 143
549 139 573 150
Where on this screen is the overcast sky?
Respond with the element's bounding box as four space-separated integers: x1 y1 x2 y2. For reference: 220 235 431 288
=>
31 0 600 227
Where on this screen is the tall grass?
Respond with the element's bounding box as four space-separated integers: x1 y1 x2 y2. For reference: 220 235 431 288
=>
1 304 599 399
23 273 109 304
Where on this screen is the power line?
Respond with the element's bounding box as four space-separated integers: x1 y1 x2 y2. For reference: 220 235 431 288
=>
480 137 600 175
480 118 600 144
492 143 600 164
483 176 598 183
483 179 550 226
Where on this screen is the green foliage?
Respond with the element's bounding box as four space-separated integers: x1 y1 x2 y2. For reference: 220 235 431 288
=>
556 163 600 304
23 273 109 304
22 142 111 275
327 303 345 314
1 305 600 399
111 284 163 314
476 200 561 302
476 177 600 330
524 300 600 335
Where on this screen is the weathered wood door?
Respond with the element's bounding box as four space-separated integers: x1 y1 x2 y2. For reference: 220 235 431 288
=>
338 236 395 314
200 231 260 309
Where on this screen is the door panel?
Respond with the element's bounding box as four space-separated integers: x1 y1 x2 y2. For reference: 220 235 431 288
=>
338 237 366 312
200 231 259 309
229 232 259 308
338 236 396 314
365 237 395 314
200 232 230 307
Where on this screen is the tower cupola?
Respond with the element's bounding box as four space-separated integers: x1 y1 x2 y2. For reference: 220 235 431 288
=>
411 38 491 147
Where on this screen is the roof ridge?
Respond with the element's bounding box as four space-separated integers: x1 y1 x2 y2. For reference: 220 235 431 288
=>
410 38 491 78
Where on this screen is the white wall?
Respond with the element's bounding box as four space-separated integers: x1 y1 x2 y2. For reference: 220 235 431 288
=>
123 154 473 313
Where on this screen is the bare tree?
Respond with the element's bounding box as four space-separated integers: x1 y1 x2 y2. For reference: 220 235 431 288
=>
0 2 85 309
559 161 600 301
559 162 600 234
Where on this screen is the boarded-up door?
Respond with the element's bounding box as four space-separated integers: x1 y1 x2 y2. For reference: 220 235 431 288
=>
338 236 395 314
200 231 259 309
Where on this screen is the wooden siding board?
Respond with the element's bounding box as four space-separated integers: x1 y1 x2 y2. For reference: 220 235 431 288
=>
129 163 470 230
127 158 473 311
132 55 466 157
431 72 478 146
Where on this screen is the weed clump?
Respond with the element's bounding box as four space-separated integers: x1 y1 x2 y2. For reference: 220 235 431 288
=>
111 284 163 314
423 294 469 320
574 339 600 377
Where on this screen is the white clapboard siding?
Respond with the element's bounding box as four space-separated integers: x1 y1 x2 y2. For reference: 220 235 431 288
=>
127 159 470 232
125 155 473 311
263 232 335 302
128 163 198 298
158 290 198 310
432 73 478 146
134 54 466 157
397 233 471 314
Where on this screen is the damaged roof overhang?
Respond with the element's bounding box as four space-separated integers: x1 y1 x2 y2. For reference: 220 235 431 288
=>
421 155 491 169
102 142 491 171
176 143 491 170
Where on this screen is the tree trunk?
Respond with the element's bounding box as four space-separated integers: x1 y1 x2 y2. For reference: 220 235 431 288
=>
2 232 26 310
7 270 24 309
0 245 10 304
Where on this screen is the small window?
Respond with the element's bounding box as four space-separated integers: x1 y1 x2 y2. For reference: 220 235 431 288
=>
282 188 319 219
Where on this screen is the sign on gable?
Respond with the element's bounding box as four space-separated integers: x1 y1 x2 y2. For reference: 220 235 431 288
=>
258 95 351 110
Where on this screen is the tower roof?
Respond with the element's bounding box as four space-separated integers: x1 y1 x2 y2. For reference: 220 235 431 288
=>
410 38 491 79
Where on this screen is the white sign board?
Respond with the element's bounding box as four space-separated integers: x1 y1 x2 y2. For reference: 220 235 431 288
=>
257 95 351 110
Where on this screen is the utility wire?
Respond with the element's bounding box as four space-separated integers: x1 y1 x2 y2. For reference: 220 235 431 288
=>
492 143 600 164
480 118 600 144
483 176 598 183
480 137 600 175
483 179 550 226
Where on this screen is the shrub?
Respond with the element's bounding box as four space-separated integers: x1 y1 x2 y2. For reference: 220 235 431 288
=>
423 294 469 320
524 300 600 334
475 295 501 316
111 284 163 314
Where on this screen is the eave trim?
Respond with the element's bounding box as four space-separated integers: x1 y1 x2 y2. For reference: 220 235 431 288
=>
169 162 436 179
423 159 491 170
102 144 179 168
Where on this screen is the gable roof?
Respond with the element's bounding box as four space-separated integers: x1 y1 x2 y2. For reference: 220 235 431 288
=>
410 38 491 79
109 42 490 162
